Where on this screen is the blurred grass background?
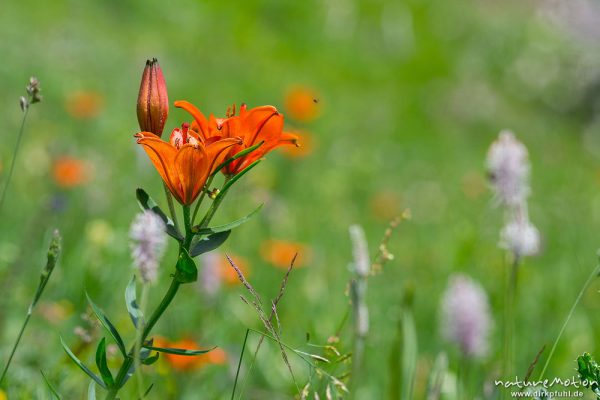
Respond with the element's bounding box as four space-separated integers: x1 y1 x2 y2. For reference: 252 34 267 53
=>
2 0 600 398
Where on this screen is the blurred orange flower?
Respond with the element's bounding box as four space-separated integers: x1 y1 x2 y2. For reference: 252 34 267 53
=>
175 101 298 176
280 131 314 159
135 123 241 205
52 156 90 188
65 91 104 119
260 240 311 269
155 337 227 372
220 254 249 285
284 86 320 122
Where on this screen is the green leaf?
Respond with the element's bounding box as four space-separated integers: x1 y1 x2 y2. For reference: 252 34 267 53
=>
136 188 183 241
189 230 231 257
193 204 263 235
142 344 216 356
141 352 159 365
125 276 143 328
59 336 106 389
87 380 96 400
95 338 114 387
174 247 197 283
401 308 418 400
40 370 62 400
219 159 261 196
86 293 127 357
211 141 264 176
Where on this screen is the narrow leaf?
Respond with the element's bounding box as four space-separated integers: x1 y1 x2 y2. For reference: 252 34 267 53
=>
193 204 263 235
211 141 264 176
86 293 127 357
59 336 106 389
189 231 231 257
136 188 183 241
40 370 62 400
125 276 143 328
143 344 216 356
143 383 155 398
95 338 114 387
87 381 96 400
174 247 198 283
219 159 261 196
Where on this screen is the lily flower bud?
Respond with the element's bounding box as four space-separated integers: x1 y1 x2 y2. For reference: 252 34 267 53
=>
137 58 169 136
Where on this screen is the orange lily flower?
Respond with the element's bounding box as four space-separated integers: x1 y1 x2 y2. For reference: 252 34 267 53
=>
135 123 241 205
174 101 299 175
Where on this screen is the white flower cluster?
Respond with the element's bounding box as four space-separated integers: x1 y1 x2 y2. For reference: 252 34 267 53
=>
440 274 492 358
129 211 167 284
487 131 540 259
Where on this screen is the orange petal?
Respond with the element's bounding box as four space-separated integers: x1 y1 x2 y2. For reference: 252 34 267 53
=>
243 106 284 147
175 100 209 138
174 144 209 205
136 136 183 203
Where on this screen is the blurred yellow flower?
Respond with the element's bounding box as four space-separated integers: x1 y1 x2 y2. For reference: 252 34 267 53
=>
260 239 311 269
52 156 90 188
284 86 320 122
85 219 114 247
0 389 6 400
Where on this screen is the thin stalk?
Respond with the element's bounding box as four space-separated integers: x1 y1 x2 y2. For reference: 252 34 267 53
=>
0 107 30 215
503 256 519 399
134 284 149 398
163 183 180 232
0 310 31 384
191 174 215 225
231 329 250 400
197 177 231 230
537 263 600 381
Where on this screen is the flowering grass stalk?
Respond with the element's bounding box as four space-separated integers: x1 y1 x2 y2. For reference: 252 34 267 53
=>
0 77 42 216
0 229 61 385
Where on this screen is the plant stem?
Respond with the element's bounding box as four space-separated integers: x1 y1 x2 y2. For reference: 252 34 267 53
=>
0 107 30 216
134 284 149 399
503 256 519 399
0 309 31 385
231 329 249 400
537 263 600 381
163 183 180 232
191 175 215 225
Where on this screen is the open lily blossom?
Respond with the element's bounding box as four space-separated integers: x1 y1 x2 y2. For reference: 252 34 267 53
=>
135 123 241 205
175 100 299 175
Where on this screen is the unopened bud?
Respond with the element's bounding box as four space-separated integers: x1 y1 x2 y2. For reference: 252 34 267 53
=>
137 58 169 136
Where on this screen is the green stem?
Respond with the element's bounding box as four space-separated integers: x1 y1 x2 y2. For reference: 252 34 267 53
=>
197 177 230 230
0 309 31 385
0 107 30 216
503 256 519 399
134 284 149 399
231 329 250 400
163 183 180 232
537 263 600 381
191 175 215 225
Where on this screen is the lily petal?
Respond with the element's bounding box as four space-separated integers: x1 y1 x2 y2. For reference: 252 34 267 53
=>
136 135 182 203
174 144 209 205
175 100 209 138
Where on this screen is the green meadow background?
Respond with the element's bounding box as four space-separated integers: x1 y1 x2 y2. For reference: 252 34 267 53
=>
2 0 600 398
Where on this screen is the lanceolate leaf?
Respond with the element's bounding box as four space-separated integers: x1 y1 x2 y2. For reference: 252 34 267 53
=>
189 231 231 257
59 336 106 389
125 276 143 328
192 204 263 235
174 247 197 283
95 338 114 387
141 352 159 365
86 293 127 357
211 141 264 176
136 188 183 241
87 380 96 400
142 344 216 356
219 159 261 196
